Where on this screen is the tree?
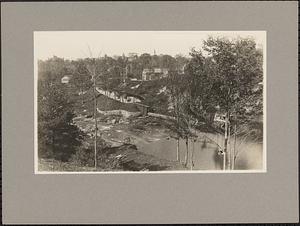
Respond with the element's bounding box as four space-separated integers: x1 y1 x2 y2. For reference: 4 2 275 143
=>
185 48 219 124
175 50 214 168
38 56 71 82
184 37 263 170
115 55 128 84
202 37 263 169
139 53 152 69
166 72 182 162
72 59 93 103
159 54 177 70
178 98 198 168
38 76 84 162
166 71 197 167
175 54 189 71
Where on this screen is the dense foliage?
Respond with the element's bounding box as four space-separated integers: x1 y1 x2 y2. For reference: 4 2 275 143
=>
38 67 84 161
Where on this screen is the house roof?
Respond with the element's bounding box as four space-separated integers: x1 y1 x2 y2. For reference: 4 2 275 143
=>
121 92 144 100
62 74 73 79
143 68 169 75
142 69 152 73
110 89 145 100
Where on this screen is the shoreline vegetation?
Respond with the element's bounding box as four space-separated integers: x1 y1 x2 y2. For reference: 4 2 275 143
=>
38 112 262 172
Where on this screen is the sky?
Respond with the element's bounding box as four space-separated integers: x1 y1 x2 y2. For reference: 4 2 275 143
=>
34 31 266 60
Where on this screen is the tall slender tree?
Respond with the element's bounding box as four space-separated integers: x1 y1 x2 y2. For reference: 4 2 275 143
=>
203 37 263 169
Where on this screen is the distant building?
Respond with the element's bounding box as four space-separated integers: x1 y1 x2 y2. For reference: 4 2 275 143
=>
61 75 72 84
177 64 187 75
162 68 169 77
119 92 143 104
135 103 149 116
154 68 162 73
214 114 226 123
142 68 169 81
128 53 138 62
142 69 152 81
96 87 143 104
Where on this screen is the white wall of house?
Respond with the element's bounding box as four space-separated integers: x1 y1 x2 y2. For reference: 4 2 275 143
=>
61 77 70 84
96 87 142 104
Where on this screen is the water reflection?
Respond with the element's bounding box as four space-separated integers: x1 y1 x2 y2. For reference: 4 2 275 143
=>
136 132 263 170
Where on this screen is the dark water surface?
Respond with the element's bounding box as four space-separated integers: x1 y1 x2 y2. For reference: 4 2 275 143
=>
136 132 263 170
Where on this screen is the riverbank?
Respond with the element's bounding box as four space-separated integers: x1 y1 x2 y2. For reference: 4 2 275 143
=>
71 113 263 171
38 112 263 172
38 142 186 172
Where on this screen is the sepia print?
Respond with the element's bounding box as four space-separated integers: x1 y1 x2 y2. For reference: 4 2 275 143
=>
34 31 266 173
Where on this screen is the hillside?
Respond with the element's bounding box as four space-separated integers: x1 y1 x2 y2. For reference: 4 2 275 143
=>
72 78 172 117
115 79 172 115
72 88 140 117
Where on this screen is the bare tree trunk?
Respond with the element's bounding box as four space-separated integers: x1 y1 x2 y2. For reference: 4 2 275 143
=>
175 102 181 163
232 114 237 170
223 152 226 170
224 112 229 170
191 139 195 170
51 132 55 170
228 124 231 170
176 138 180 162
184 138 189 167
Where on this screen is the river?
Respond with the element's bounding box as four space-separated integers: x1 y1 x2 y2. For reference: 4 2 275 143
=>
135 132 263 170
74 115 263 171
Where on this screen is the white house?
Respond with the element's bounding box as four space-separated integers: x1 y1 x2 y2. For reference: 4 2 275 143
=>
214 114 226 123
154 68 162 73
142 69 152 81
162 68 169 78
125 95 142 103
96 87 143 104
61 75 71 84
142 68 169 81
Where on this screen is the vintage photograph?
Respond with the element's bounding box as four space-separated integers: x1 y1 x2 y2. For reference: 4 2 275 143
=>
34 31 266 173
